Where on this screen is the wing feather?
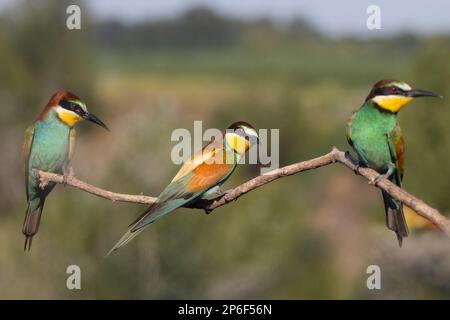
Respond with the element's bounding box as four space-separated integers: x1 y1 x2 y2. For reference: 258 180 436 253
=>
346 110 356 147
108 135 234 254
387 123 404 184
23 125 35 200
171 134 224 182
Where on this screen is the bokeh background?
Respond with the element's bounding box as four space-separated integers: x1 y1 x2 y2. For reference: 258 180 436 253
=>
0 0 449 299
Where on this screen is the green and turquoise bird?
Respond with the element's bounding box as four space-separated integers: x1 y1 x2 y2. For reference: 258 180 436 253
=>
347 80 440 246
23 90 109 251
108 121 259 254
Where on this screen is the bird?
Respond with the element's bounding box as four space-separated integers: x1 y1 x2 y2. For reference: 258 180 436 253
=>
23 90 109 251
108 121 259 254
346 80 440 246
404 205 436 232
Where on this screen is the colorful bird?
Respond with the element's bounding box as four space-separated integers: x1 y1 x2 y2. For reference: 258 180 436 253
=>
23 90 109 251
108 121 259 254
346 80 440 246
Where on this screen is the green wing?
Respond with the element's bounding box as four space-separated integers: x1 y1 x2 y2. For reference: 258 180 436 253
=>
107 160 236 255
107 173 210 255
23 124 35 200
384 124 409 244
132 160 236 231
387 124 404 185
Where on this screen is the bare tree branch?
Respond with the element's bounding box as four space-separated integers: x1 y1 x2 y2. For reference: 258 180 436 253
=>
37 171 157 205
36 147 450 237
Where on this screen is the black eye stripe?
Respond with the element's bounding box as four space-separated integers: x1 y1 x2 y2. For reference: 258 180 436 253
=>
60 99 71 109
60 99 84 114
375 87 406 96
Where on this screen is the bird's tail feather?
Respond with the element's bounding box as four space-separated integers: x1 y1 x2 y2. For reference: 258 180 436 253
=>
382 191 409 247
106 225 145 256
23 200 44 251
106 199 181 256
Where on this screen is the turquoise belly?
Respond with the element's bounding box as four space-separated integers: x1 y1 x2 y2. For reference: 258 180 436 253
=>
28 116 70 177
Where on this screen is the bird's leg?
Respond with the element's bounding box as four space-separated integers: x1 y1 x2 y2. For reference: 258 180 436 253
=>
62 164 74 186
344 151 361 174
369 163 395 185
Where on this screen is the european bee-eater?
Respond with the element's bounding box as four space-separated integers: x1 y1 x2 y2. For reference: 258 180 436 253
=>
23 90 109 251
108 121 259 254
347 80 440 246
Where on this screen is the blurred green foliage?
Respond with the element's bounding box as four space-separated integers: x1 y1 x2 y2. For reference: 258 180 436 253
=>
0 1 449 299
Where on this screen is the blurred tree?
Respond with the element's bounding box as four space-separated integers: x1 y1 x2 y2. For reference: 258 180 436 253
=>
403 36 450 211
0 0 95 122
0 0 95 208
95 6 240 49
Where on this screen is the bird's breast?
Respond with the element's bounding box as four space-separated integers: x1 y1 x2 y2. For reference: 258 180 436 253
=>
28 120 71 173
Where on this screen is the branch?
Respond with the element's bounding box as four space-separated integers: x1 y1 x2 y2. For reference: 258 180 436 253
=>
37 171 156 205
36 147 450 238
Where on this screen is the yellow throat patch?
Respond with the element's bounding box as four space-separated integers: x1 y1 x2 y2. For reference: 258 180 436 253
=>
225 133 250 155
56 107 82 127
372 95 412 113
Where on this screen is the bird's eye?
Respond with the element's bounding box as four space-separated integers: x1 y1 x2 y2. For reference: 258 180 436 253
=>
391 87 399 94
60 99 71 109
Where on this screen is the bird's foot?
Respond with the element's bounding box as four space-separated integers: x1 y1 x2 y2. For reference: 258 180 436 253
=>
369 173 388 185
345 151 361 174
368 167 394 185
204 209 213 215
62 166 75 186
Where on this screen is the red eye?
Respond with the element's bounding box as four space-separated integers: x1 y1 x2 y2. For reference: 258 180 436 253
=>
391 87 398 93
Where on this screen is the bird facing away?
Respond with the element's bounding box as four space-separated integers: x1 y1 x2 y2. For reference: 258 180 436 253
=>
23 90 109 251
346 80 440 246
108 121 259 254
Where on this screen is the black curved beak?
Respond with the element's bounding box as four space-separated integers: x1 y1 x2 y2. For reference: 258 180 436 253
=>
84 112 109 131
407 89 442 98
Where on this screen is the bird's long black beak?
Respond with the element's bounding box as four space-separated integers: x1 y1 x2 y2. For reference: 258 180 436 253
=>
84 112 109 131
407 89 442 98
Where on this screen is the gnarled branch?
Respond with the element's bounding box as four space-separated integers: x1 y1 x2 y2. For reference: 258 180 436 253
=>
36 147 450 237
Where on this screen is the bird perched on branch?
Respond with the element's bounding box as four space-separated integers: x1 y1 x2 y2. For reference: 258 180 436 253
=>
347 80 440 246
108 121 259 254
23 90 109 251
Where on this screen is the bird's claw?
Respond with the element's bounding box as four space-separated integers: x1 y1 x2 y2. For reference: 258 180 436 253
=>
368 165 395 185
368 173 388 185
345 151 361 174
204 209 212 215
62 166 74 187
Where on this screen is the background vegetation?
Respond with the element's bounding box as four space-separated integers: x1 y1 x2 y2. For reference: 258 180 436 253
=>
0 0 449 299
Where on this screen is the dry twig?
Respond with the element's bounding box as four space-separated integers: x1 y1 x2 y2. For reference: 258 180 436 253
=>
37 147 450 237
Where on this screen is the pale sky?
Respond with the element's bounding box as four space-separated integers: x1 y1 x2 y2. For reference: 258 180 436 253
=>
1 0 449 37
